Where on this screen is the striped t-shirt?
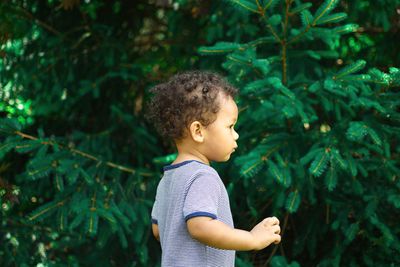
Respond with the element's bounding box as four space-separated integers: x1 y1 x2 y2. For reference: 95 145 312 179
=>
151 160 235 267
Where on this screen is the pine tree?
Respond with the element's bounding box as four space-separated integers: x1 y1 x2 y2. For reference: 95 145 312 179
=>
1 0 399 266
0 1 216 266
199 0 400 266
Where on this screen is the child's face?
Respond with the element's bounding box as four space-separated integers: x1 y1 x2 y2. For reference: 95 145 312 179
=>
203 94 239 162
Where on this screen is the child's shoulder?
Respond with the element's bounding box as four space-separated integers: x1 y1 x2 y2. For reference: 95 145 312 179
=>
188 160 217 171
188 162 223 185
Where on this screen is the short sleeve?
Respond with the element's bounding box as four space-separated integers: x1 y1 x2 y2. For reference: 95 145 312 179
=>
151 199 158 224
183 172 222 221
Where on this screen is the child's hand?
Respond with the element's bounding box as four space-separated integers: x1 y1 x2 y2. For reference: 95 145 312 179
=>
250 216 281 250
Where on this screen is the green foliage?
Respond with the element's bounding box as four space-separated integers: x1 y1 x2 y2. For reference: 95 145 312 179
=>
1 0 400 266
201 0 400 266
230 0 259 13
198 42 243 54
334 59 366 78
1 0 228 266
271 255 300 267
285 190 301 213
312 0 340 25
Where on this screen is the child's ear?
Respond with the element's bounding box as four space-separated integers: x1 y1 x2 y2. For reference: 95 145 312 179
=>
189 121 205 143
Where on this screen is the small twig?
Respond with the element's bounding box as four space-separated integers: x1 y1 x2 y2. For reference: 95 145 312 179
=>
282 43 287 85
16 7 63 38
283 0 292 37
258 9 282 43
264 20 282 43
326 204 330 224
287 25 311 45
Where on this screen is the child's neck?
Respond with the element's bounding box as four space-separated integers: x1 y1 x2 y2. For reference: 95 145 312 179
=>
174 142 210 165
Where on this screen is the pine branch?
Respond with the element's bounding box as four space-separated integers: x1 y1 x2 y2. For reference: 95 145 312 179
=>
198 42 242 55
287 25 311 45
283 0 293 37
28 198 68 221
3 216 82 239
256 0 279 15
309 148 330 177
242 159 264 177
289 3 312 15
87 191 98 236
13 131 153 177
316 12 347 25
286 190 300 213
312 0 339 25
281 0 293 85
333 60 366 80
230 0 259 13
255 0 263 12
260 0 272 11
258 7 282 43
287 0 343 46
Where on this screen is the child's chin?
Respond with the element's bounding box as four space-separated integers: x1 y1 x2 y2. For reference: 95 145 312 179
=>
222 154 232 161
212 153 233 162
213 156 230 162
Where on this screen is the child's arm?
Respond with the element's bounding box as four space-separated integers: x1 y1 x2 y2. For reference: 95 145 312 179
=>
152 223 160 241
187 216 281 251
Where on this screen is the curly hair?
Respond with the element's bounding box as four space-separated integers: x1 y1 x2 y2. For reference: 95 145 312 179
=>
146 71 238 140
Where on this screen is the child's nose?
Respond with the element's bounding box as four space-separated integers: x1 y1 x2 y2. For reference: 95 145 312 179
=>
234 129 239 140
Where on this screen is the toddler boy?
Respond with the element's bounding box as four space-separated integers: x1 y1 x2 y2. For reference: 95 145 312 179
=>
147 71 281 266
